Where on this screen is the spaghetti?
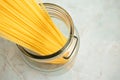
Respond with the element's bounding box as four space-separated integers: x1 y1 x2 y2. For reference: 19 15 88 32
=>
0 0 68 64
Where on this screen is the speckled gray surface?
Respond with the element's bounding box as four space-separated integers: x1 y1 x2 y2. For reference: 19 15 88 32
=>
0 0 120 80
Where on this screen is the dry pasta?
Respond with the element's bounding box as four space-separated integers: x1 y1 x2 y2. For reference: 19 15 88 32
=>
0 0 68 64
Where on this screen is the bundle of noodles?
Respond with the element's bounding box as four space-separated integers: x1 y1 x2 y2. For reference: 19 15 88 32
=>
0 0 68 64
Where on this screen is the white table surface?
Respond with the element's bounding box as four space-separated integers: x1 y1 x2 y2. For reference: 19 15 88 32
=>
0 0 120 80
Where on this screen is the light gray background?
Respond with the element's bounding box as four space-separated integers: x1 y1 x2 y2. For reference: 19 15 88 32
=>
0 0 120 80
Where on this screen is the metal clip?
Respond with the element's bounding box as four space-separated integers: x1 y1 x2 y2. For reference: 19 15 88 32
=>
63 36 78 59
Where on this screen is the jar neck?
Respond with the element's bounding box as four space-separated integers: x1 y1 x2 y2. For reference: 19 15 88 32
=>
17 3 74 60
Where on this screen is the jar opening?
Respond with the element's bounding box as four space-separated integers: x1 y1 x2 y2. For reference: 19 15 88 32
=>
17 3 74 59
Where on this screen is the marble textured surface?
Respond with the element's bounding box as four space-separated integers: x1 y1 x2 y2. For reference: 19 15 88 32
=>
0 0 120 80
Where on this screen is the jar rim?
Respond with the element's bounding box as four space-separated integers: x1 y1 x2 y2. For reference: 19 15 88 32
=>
17 3 74 59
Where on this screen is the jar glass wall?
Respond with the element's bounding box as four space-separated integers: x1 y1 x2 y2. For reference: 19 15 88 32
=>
17 3 80 71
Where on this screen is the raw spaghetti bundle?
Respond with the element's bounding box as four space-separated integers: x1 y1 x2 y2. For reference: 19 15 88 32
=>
0 0 67 64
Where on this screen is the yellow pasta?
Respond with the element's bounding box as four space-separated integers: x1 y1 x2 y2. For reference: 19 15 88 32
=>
0 0 68 64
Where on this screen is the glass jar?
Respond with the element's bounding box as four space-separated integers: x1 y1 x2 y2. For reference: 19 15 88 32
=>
17 3 80 72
